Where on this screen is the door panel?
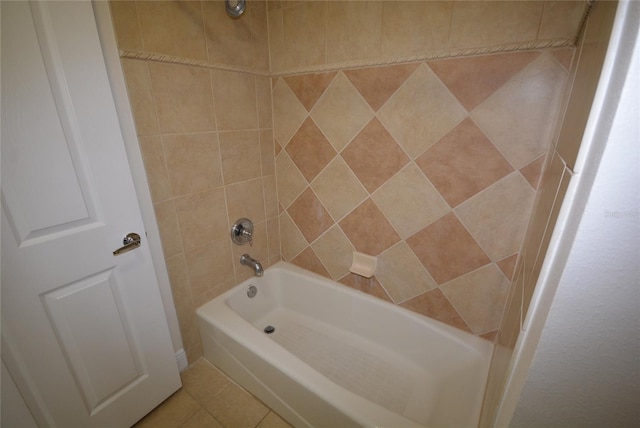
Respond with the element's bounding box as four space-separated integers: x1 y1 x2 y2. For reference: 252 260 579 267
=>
1 2 181 426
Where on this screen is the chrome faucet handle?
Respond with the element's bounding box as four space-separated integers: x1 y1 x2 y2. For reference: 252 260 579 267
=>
231 218 254 245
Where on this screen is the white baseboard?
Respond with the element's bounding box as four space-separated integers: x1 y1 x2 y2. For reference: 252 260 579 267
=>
175 349 188 372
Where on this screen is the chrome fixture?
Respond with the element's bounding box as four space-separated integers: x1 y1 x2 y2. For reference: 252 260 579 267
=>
113 232 141 256
225 0 245 18
231 218 253 246
240 254 264 277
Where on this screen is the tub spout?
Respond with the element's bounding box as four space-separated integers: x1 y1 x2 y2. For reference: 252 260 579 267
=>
240 254 263 277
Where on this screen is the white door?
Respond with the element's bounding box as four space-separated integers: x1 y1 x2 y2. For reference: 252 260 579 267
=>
1 2 181 427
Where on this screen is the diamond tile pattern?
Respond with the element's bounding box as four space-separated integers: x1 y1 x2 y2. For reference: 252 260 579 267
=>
286 118 337 182
287 188 334 243
284 72 337 111
416 118 513 207
273 50 569 339
342 118 409 193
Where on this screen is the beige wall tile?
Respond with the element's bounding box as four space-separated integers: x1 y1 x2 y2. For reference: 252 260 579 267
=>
283 1 327 69
372 164 450 239
163 132 223 196
455 172 535 261
260 130 276 176
310 157 368 222
164 254 191 309
279 212 307 260
326 1 382 64
267 7 285 73
342 118 409 193
338 199 400 256
191 278 236 309
376 242 437 304
539 1 587 40
283 72 338 112
275 151 307 209
285 118 337 182
136 0 208 60
400 288 471 332
109 1 143 51
121 59 159 136
153 200 184 258
263 175 279 219
310 73 375 152
381 1 452 58
211 69 258 131
256 76 273 129
185 239 235 299
203 0 253 68
472 53 567 168
311 225 355 280
267 216 281 261
148 62 216 134
440 264 510 334
291 247 330 278
219 130 262 185
287 188 333 243
379 64 466 158
449 1 544 49
174 188 228 250
138 135 172 202
226 178 266 224
251 1 270 72
272 79 308 145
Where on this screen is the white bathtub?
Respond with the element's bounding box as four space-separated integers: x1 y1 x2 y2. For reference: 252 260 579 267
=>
197 262 492 427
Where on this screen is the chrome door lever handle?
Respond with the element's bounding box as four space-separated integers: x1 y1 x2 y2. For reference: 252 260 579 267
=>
113 232 141 256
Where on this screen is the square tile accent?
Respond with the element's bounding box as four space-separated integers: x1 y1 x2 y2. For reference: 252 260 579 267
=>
406 212 490 284
428 51 539 111
440 264 511 334
496 254 518 281
344 63 419 111
283 72 337 111
287 188 334 243
311 157 368 222
372 163 450 239
400 289 471 333
376 242 437 304
310 73 375 152
454 172 535 261
416 118 513 207
163 133 223 196
285 118 337 182
339 198 400 256
218 130 261 185
378 63 467 158
342 118 410 193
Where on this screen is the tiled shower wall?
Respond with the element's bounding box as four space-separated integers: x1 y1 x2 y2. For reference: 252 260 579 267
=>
267 0 587 74
109 0 586 362
274 50 571 338
110 1 278 363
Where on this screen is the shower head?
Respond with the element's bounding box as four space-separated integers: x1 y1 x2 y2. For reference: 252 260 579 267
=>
225 0 246 18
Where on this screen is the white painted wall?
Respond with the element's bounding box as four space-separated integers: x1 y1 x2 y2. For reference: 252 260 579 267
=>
510 4 640 425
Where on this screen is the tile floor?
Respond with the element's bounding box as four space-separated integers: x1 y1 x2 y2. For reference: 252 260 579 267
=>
134 358 292 428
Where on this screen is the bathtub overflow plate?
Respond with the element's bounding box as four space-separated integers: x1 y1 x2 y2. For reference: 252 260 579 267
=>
264 325 275 334
247 285 257 298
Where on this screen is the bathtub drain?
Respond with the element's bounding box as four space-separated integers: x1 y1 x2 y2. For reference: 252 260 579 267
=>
264 325 275 334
